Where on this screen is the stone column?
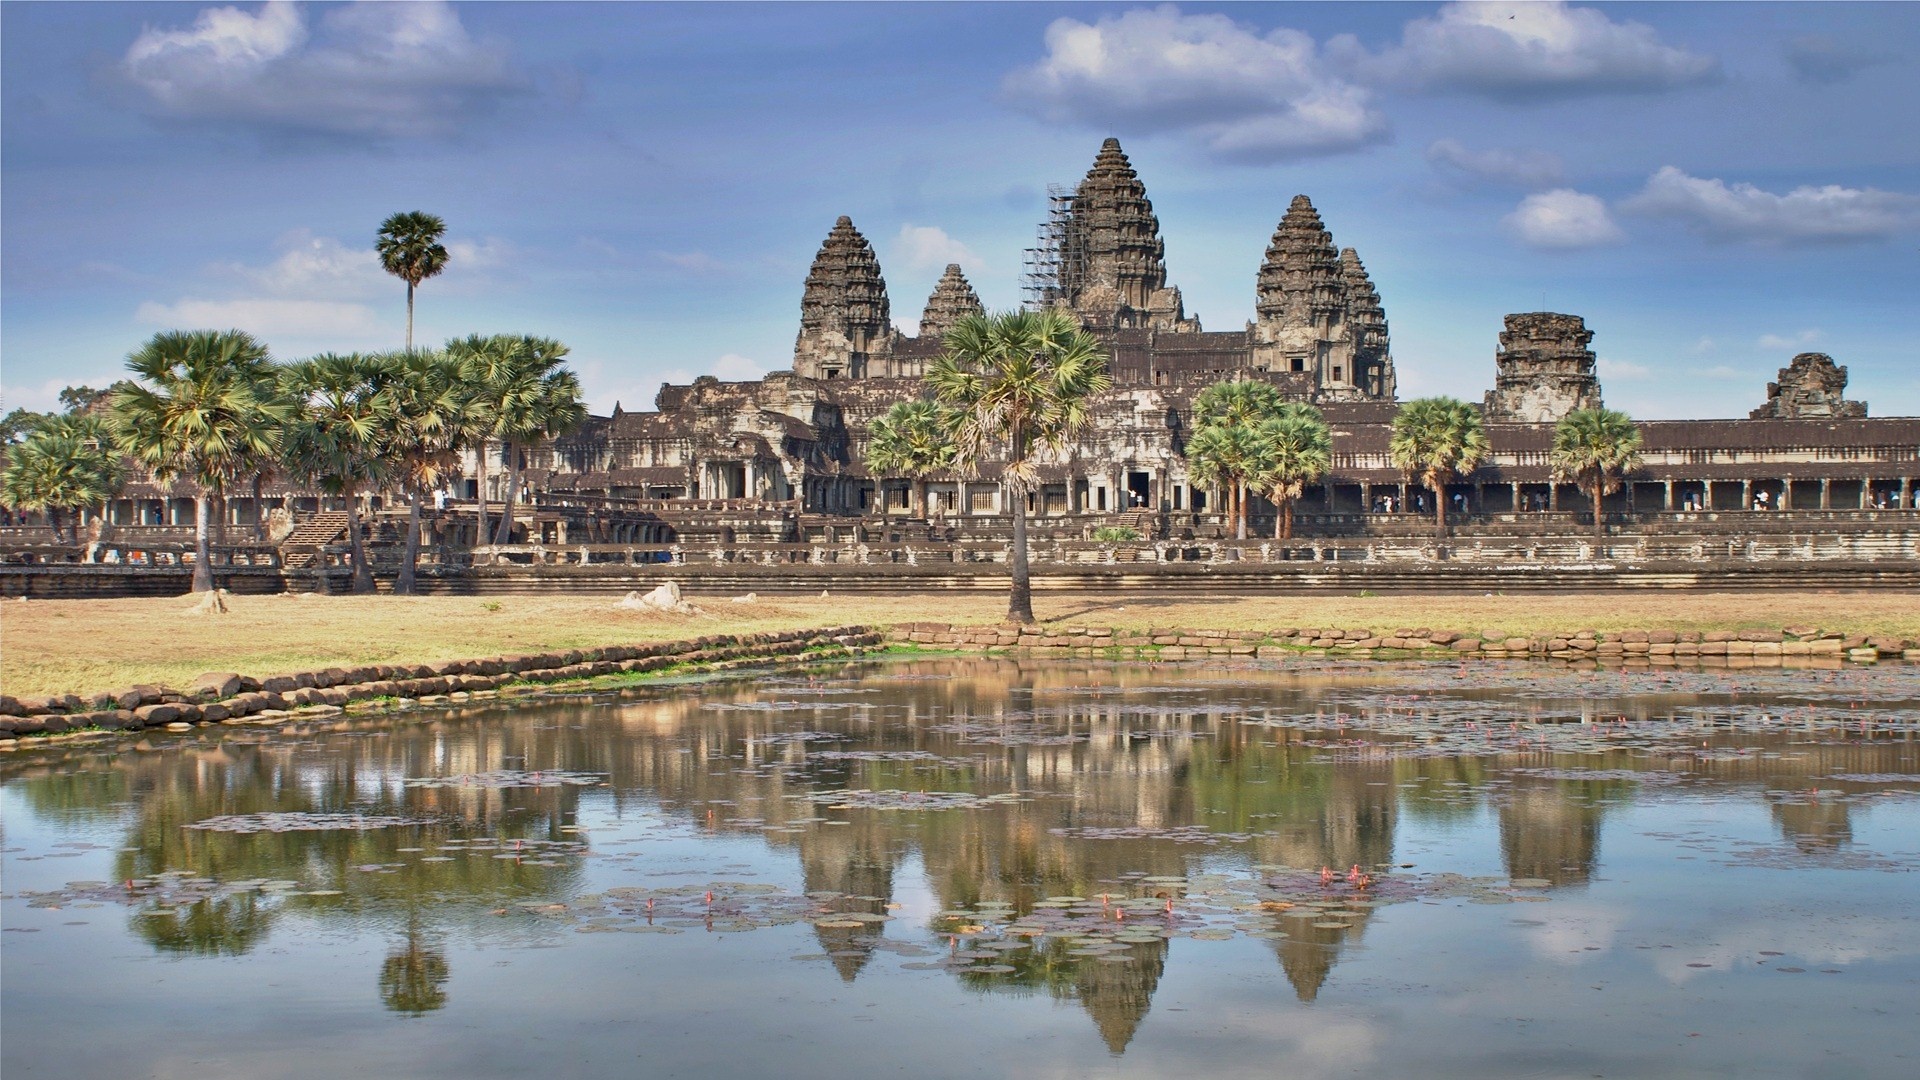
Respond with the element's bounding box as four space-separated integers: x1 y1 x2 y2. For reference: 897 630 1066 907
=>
1510 482 1521 511
1663 480 1673 511
1900 477 1912 509
1741 480 1752 509
1819 478 1831 510
1548 484 1559 512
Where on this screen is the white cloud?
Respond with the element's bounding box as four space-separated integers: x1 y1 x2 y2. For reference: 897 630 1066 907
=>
710 353 768 381
1687 336 1717 356
1758 329 1821 352
1598 358 1650 380
219 229 387 299
894 225 983 273
120 0 525 139
2 376 123 414
1003 6 1386 162
1503 189 1623 248
1425 138 1565 188
134 297 384 343
1339 1 1718 99
1623 166 1920 243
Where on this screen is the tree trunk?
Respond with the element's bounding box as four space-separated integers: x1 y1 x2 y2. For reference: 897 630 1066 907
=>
493 441 520 545
1591 483 1605 544
396 490 422 595
1275 494 1294 540
345 490 373 594
1433 480 1448 538
192 493 214 593
252 473 268 542
912 478 925 521
405 280 416 354
1005 421 1034 625
1008 482 1034 625
1235 479 1248 540
48 507 68 545
212 491 228 544
474 443 490 552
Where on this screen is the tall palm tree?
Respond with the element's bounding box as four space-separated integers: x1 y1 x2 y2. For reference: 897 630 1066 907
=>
376 211 449 353
1190 379 1286 539
378 351 472 594
1551 407 1643 542
111 330 286 593
1185 422 1268 540
864 399 957 519
0 413 126 543
480 337 582 545
281 354 396 593
1255 404 1332 540
927 309 1110 625
1387 396 1491 539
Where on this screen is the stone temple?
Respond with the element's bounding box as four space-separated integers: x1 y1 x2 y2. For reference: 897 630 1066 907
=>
462 136 1909 536
69 137 1920 546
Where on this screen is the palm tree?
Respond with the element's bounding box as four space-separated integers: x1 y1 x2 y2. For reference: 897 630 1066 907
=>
1387 396 1491 538
1255 404 1332 540
111 330 286 593
483 337 582 545
1190 379 1286 539
0 413 126 543
1551 407 1643 542
281 353 396 593
378 351 472 594
928 309 1110 625
376 212 449 353
864 399 957 519
1185 422 1268 540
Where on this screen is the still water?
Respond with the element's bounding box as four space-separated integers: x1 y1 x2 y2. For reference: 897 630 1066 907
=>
4 658 1918 1079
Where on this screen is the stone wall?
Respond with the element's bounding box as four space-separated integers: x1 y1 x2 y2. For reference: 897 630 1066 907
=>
0 627 883 742
888 623 1919 664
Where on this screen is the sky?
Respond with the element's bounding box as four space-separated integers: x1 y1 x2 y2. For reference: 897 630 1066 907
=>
3 1 1915 420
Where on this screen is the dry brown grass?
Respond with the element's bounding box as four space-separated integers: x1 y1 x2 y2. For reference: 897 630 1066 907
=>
3 588 1914 699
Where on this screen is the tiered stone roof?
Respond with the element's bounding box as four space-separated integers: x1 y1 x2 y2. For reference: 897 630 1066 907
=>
1255 195 1345 334
1340 248 1394 399
793 216 893 379
1060 138 1189 329
1484 312 1604 423
1750 353 1867 420
917 263 983 341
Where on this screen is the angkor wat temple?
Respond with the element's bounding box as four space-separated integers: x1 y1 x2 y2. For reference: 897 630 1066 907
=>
483 137 1910 544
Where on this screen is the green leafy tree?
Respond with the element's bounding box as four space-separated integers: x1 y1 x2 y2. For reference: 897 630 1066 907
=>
1551 407 1643 542
1190 379 1288 539
1387 396 1491 538
864 399 957 519
376 212 449 353
927 309 1110 625
0 413 126 542
1186 422 1269 540
1255 404 1332 540
281 354 397 593
1 408 57 444
379 351 474 594
111 330 287 592
458 336 583 545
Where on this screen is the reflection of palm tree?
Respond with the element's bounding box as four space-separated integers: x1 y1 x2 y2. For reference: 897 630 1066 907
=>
380 917 450 1015
138 893 272 957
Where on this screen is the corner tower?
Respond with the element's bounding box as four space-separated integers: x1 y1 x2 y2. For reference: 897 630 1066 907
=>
793 216 894 380
918 264 984 341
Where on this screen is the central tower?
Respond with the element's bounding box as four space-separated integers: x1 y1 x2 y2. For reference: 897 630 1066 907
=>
1025 138 1196 332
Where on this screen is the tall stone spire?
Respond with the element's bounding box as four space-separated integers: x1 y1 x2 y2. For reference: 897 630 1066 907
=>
1252 195 1351 391
793 216 893 380
1340 248 1395 399
1056 138 1194 331
1484 312 1604 423
917 264 983 340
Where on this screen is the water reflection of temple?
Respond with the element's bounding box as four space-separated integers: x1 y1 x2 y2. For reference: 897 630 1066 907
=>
5 658 1913 1041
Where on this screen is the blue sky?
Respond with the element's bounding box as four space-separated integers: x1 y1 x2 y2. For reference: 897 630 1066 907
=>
3 1 1915 419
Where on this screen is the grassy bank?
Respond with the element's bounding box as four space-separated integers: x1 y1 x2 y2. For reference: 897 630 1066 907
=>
4 588 1917 699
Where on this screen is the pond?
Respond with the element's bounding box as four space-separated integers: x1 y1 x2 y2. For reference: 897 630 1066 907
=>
4 657 1918 1079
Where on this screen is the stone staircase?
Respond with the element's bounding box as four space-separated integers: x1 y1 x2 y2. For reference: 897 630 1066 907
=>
279 512 350 569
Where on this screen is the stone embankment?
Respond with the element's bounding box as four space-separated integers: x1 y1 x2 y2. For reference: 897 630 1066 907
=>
0 627 881 742
890 623 1920 664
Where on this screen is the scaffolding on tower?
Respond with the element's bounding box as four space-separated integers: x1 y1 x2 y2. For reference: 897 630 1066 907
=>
1021 184 1080 311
